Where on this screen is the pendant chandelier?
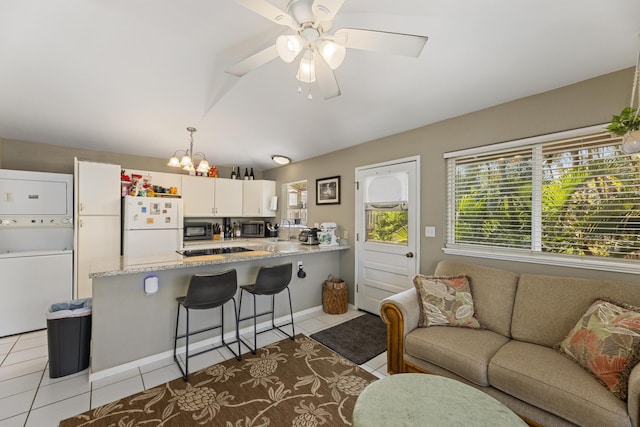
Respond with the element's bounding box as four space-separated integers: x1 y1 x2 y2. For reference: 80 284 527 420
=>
167 127 209 173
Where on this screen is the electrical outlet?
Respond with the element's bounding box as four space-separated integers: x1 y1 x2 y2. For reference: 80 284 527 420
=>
343 230 349 239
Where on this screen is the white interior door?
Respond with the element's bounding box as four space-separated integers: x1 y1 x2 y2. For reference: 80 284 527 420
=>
355 157 419 314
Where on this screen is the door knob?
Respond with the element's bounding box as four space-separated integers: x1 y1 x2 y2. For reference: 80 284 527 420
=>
406 252 414 258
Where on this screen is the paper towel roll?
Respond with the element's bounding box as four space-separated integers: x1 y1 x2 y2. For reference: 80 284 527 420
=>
269 196 278 211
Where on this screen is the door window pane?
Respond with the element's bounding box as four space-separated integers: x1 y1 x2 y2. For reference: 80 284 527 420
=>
365 202 408 245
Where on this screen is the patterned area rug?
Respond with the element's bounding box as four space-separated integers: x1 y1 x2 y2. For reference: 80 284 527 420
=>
310 313 387 365
60 335 377 426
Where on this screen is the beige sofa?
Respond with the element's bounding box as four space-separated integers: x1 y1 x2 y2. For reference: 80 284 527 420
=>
380 261 640 427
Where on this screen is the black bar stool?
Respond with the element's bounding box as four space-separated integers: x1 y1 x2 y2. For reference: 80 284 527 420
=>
174 269 241 381
237 262 295 354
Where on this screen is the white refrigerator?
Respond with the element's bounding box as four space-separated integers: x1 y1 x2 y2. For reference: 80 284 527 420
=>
122 196 183 257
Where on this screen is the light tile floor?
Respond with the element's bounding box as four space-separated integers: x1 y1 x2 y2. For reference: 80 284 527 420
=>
0 307 388 426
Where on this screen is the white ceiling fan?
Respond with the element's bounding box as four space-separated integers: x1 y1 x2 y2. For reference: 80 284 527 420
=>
226 0 428 100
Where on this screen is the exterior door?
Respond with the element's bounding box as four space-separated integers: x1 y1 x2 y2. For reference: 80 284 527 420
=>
355 157 419 314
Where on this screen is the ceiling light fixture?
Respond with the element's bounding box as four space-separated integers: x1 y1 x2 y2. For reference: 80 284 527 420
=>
271 154 292 165
167 127 209 174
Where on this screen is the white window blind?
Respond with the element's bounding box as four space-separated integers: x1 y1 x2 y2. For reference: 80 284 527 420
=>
446 129 640 265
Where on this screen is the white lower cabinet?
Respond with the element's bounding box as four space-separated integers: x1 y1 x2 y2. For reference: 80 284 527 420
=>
76 215 121 298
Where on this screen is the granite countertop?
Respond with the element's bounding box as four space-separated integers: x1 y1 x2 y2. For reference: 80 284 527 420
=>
89 239 348 278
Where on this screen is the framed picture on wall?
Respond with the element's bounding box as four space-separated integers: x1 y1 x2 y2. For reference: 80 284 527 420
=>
316 176 341 205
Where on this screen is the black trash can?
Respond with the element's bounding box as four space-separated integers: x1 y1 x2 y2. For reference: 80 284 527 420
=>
46 299 92 378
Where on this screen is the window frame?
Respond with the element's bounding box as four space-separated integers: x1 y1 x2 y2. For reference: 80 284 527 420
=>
443 124 640 275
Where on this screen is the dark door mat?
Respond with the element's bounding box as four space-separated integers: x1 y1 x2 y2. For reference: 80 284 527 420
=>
310 312 387 365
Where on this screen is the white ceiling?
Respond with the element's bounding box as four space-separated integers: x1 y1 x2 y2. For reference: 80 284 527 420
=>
0 1 639 170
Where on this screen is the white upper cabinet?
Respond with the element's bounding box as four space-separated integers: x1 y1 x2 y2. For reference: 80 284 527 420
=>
77 161 121 215
214 179 243 217
243 180 276 217
182 177 243 217
181 175 215 216
153 174 274 218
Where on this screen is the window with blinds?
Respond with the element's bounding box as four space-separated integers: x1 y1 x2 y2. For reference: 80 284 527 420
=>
446 128 640 264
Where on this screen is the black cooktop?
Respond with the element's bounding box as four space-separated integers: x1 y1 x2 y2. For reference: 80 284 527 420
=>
177 247 253 257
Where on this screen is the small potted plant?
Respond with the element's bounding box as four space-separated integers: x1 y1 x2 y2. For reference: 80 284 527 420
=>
607 106 640 153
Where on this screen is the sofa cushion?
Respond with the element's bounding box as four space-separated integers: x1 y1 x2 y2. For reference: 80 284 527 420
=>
511 274 640 348
558 299 640 400
489 340 631 427
433 261 518 337
405 326 509 386
412 274 481 328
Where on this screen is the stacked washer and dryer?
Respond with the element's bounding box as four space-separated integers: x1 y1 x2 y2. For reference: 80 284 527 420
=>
0 169 74 337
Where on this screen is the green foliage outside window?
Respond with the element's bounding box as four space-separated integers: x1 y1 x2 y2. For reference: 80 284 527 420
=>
452 141 640 259
367 211 408 244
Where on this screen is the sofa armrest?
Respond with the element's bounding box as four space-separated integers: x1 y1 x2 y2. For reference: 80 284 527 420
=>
379 288 420 374
628 363 640 427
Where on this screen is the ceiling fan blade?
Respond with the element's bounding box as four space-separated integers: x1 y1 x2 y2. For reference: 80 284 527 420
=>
233 0 295 27
334 28 427 57
225 44 279 77
313 51 341 100
312 0 345 22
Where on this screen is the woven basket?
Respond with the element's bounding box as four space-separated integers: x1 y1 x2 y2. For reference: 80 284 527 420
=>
322 275 348 314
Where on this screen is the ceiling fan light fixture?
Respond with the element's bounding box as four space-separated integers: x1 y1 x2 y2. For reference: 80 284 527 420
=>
276 35 303 63
271 154 292 165
319 40 346 69
296 50 316 82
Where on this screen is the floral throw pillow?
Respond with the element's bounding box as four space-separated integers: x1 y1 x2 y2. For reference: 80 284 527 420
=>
558 299 640 400
412 274 481 329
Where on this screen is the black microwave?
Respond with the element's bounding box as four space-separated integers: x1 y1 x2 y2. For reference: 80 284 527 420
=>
183 222 213 241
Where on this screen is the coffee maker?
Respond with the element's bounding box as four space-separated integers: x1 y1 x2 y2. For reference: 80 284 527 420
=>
319 222 339 246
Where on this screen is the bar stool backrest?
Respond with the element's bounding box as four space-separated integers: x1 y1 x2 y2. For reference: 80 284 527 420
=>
183 269 238 309
253 263 292 296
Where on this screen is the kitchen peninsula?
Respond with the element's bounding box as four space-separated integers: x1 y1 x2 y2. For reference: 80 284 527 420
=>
87 240 348 381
